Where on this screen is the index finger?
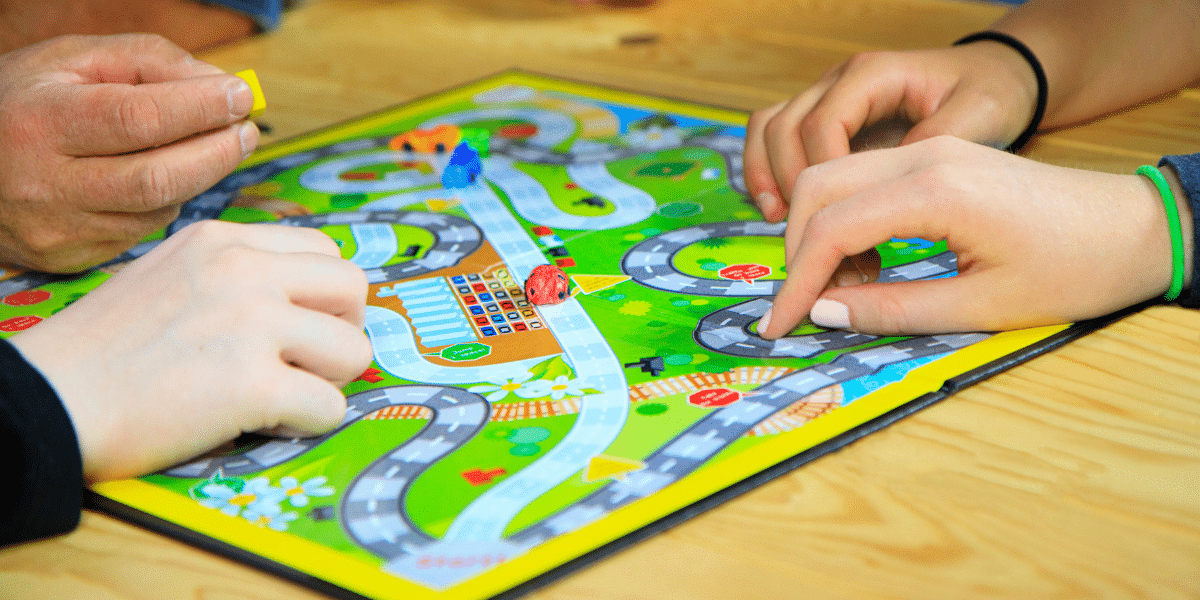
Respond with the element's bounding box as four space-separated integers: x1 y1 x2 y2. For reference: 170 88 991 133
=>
51 73 253 156
61 33 224 84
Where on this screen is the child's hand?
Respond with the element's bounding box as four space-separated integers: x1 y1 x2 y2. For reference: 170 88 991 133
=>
743 43 1040 222
757 136 1189 338
9 221 373 482
0 34 259 272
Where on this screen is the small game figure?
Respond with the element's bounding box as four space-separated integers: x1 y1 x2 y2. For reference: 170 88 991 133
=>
441 142 483 189
574 196 607 208
459 127 491 157
388 124 461 153
525 264 570 305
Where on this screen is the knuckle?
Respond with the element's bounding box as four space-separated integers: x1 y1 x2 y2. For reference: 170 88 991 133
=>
804 206 837 241
841 51 877 72
116 91 164 148
872 293 912 335
130 33 180 58
132 161 178 208
791 163 826 203
914 159 963 197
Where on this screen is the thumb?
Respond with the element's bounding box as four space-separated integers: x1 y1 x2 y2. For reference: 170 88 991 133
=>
901 90 1022 150
811 276 1002 335
261 369 350 438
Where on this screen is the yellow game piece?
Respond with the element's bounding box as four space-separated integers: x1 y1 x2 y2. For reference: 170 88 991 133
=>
235 69 266 118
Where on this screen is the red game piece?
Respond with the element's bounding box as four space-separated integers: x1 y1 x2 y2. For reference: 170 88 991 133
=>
525 265 570 305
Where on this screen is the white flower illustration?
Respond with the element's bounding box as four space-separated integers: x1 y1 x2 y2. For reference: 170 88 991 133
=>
279 475 336 508
198 476 285 518
518 375 587 400
468 371 536 402
247 510 299 532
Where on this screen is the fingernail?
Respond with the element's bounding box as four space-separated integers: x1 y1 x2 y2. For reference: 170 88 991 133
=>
758 306 772 334
834 270 867 287
755 191 777 211
811 298 850 329
238 121 258 158
227 77 253 118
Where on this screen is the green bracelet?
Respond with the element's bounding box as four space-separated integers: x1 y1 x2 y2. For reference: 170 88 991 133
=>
1137 165 1185 301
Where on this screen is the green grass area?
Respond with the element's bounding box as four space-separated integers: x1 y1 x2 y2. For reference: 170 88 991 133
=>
145 417 430 565
510 162 616 217
671 235 786 280
405 414 579 537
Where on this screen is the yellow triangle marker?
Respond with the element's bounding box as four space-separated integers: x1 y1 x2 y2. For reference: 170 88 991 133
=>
424 198 460 212
582 454 645 483
570 274 631 295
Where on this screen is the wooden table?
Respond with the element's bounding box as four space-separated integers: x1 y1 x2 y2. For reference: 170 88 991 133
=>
3 1 1198 598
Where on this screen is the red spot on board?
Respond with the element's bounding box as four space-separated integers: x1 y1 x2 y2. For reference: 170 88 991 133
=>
0 315 42 332
564 182 578 189
554 257 576 268
339 171 378 181
3 290 51 306
498 123 537 139
718 263 772 283
354 367 385 383
461 468 507 485
688 387 741 408
531 226 553 236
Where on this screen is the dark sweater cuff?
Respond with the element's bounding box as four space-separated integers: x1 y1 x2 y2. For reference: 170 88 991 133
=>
1158 154 1200 308
0 338 83 547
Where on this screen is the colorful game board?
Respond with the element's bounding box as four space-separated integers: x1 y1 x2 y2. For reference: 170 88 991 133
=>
0 72 1088 600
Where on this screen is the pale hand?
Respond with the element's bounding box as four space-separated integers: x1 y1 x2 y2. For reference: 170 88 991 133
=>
9 221 374 482
743 43 1040 222
758 137 1186 338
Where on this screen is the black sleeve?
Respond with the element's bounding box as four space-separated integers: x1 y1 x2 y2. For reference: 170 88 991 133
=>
0 338 83 547
1159 153 1200 308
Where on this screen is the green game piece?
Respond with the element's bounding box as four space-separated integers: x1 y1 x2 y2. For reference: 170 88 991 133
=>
460 127 491 157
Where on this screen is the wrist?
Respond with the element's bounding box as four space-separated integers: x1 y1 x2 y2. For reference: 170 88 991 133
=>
953 32 1046 152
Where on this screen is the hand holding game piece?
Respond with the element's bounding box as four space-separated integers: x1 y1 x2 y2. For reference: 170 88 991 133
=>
0 33 259 272
758 136 1193 338
742 42 1038 222
8 220 373 482
525 264 571 305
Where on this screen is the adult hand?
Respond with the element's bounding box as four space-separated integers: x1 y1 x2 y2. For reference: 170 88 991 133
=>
743 43 1040 222
0 33 259 272
9 220 373 482
757 136 1190 338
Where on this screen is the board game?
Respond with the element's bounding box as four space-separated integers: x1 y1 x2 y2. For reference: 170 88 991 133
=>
0 72 1087 600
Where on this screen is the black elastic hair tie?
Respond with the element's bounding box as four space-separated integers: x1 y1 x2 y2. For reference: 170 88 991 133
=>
953 31 1048 153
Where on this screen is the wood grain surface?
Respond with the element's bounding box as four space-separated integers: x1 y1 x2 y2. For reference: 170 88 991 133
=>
2 1 1197 599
